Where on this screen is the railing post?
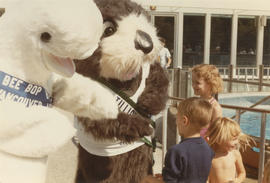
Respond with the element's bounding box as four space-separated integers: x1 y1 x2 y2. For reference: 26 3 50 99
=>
258 112 267 183
162 104 169 166
185 71 189 98
228 64 233 93
171 69 175 97
235 109 241 124
259 65 264 92
176 68 181 97
168 70 173 97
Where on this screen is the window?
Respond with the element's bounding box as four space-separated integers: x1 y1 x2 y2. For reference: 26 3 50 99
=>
154 16 175 68
237 17 257 66
210 16 232 66
183 15 205 67
263 18 270 66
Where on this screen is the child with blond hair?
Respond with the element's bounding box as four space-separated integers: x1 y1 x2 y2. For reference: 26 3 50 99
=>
191 64 223 137
141 97 214 183
206 117 253 183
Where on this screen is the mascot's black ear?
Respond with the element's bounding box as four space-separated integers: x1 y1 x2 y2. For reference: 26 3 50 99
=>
0 8 5 17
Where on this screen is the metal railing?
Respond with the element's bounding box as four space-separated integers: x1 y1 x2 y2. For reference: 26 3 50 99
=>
220 65 270 93
218 65 270 81
167 65 270 97
159 96 270 183
163 66 270 182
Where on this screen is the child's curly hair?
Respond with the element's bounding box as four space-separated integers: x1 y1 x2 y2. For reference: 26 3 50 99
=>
206 117 254 150
191 64 223 94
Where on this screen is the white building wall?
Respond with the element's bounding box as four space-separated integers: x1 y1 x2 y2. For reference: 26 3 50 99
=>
133 0 270 68
133 0 270 14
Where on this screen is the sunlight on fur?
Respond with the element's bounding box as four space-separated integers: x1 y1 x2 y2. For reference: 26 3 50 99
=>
100 13 162 81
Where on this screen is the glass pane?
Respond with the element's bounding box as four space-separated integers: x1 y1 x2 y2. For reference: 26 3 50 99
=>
237 18 257 66
210 17 232 66
183 15 205 67
154 16 175 69
263 19 270 66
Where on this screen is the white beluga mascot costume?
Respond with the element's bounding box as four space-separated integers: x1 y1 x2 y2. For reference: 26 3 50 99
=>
0 0 118 183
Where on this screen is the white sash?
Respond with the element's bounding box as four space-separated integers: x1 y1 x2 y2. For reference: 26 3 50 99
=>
77 63 151 156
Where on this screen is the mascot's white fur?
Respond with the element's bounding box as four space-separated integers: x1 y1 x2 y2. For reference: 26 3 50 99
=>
0 0 118 183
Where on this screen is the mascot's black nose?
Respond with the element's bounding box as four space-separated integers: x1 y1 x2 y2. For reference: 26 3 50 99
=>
134 30 153 54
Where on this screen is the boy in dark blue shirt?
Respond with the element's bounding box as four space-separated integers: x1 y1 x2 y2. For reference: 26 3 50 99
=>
141 97 214 183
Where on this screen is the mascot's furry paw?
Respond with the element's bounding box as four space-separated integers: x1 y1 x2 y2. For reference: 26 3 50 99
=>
0 100 75 157
53 73 118 120
137 63 169 115
116 113 153 143
79 112 153 143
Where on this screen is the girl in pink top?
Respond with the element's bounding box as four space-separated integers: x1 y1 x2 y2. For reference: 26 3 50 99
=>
191 64 223 137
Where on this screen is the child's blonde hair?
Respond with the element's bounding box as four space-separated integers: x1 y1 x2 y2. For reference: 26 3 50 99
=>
177 97 213 130
191 64 223 94
263 159 270 183
206 117 253 150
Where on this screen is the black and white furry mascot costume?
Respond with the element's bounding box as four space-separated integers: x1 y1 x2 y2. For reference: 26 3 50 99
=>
0 0 119 182
75 0 169 182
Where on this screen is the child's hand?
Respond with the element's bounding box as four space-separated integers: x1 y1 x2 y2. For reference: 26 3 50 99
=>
154 173 163 179
140 175 164 183
204 136 210 142
140 175 155 183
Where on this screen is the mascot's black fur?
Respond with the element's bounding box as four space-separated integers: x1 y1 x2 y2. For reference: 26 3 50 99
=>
75 0 169 182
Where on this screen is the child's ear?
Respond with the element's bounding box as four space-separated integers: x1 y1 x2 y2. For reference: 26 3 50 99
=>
183 116 189 126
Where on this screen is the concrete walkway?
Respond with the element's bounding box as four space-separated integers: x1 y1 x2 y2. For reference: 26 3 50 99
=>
46 139 257 183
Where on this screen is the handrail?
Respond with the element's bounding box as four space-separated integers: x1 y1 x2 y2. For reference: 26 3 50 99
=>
221 103 270 113
223 78 270 87
169 96 270 114
167 65 270 97
231 95 270 119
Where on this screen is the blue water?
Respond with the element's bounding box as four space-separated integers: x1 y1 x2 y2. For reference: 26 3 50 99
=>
219 95 270 140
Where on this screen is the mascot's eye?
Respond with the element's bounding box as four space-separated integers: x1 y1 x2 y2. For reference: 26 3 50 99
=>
40 32 52 43
103 21 116 37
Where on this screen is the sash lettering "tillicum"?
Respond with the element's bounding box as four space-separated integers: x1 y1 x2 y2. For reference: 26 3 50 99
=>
77 64 155 156
0 70 52 107
97 77 155 128
97 77 154 147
